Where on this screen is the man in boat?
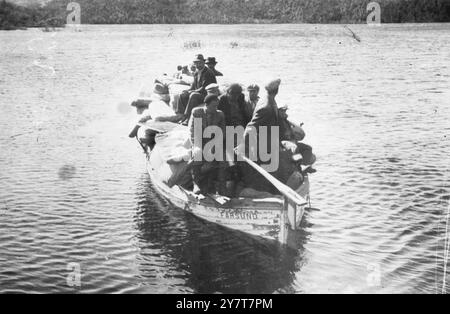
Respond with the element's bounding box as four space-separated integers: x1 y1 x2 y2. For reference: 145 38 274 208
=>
205 57 223 77
178 54 217 125
238 79 286 194
244 79 282 154
189 64 196 74
129 83 183 149
131 99 150 115
173 65 183 79
278 106 317 171
189 94 227 195
205 83 221 97
216 84 253 196
218 84 252 129
239 79 310 193
246 84 260 117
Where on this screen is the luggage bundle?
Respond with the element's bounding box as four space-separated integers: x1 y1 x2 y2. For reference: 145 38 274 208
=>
149 125 192 188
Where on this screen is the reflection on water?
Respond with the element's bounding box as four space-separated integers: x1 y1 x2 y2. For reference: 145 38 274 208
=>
0 23 449 293
133 175 307 294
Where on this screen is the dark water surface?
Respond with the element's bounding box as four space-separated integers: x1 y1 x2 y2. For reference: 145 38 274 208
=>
0 24 449 293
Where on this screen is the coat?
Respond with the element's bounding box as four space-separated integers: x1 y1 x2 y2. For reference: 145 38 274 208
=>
217 94 252 128
190 67 217 96
189 106 225 150
241 94 283 194
244 94 280 157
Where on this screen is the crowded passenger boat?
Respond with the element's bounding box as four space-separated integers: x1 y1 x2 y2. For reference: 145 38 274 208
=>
128 54 316 246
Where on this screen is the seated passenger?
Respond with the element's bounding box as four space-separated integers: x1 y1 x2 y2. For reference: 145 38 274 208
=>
205 83 221 97
217 84 254 197
278 106 317 171
139 83 182 123
238 79 284 194
129 83 183 148
173 65 183 79
189 95 227 195
182 65 191 76
177 54 217 125
246 84 260 117
205 57 223 77
218 84 252 128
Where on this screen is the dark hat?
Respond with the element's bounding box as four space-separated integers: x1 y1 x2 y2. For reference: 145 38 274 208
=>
204 94 219 104
193 54 206 63
227 83 243 95
205 83 220 92
206 57 218 65
265 79 281 93
247 84 260 92
131 99 151 108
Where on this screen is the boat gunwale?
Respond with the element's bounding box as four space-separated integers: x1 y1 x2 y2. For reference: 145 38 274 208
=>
146 157 288 211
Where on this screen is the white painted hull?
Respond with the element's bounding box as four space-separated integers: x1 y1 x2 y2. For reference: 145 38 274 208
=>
146 155 310 246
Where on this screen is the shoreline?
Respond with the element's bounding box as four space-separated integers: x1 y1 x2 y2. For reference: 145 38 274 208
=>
2 21 450 31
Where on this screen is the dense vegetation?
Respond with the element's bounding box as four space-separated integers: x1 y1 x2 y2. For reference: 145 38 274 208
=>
0 0 63 29
2 0 450 30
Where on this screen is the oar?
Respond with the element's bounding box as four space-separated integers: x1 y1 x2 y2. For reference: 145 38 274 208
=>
237 152 307 242
237 153 307 207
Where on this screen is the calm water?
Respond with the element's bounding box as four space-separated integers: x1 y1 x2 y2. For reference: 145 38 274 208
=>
0 24 449 294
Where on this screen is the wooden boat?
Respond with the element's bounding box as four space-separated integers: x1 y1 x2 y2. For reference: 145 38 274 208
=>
140 124 311 247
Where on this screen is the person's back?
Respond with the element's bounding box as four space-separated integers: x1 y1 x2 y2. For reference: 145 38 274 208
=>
246 84 260 118
218 84 251 128
240 79 282 194
141 99 177 123
189 95 226 195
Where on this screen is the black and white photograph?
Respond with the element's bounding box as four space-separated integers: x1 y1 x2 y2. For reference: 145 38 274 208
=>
0 0 449 296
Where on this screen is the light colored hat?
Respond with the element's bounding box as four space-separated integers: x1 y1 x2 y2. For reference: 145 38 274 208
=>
265 79 281 93
205 83 219 91
153 83 169 95
151 93 170 103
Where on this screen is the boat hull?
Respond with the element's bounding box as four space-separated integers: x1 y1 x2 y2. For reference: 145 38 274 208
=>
146 157 310 246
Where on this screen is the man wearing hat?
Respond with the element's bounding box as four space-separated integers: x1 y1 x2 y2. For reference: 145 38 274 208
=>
218 83 251 128
177 54 217 125
205 57 223 77
239 79 284 193
205 83 221 96
246 84 260 118
244 79 282 147
278 106 317 170
129 83 182 148
216 83 252 196
189 94 227 195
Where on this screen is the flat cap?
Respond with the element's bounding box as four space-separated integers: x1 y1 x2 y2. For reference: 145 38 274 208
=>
247 84 260 92
265 79 281 93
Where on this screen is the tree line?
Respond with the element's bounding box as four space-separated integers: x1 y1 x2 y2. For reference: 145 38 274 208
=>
2 0 449 30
